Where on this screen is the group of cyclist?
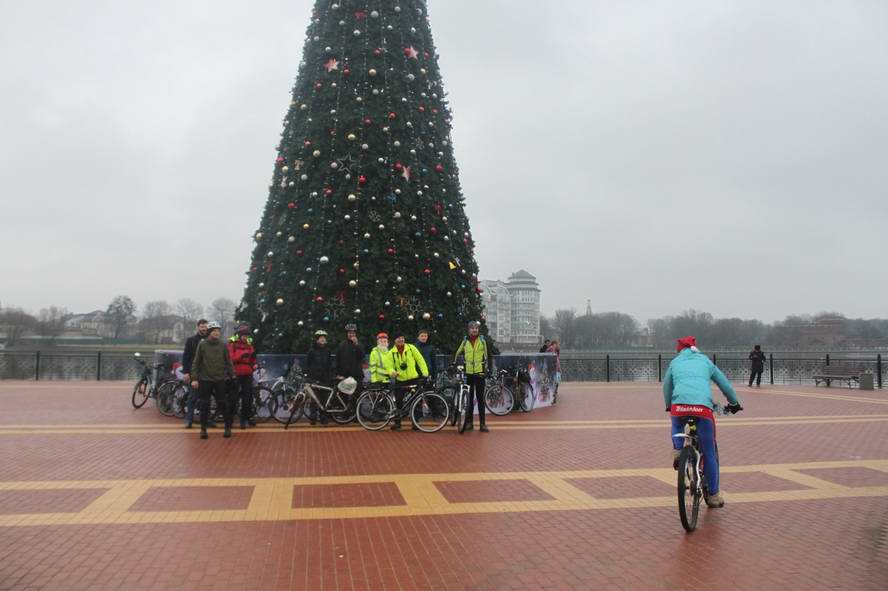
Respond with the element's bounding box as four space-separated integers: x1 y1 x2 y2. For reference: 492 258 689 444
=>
179 318 491 438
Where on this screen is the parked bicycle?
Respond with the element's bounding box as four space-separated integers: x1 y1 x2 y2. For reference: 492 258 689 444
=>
131 353 175 410
283 377 359 428
355 381 450 433
484 366 534 415
673 402 743 532
439 364 471 433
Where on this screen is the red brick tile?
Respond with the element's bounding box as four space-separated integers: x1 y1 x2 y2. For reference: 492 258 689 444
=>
0 488 107 514
129 486 253 512
292 482 406 508
434 479 554 503
565 476 673 498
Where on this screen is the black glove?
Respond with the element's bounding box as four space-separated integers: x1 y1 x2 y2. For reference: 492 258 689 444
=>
725 402 743 414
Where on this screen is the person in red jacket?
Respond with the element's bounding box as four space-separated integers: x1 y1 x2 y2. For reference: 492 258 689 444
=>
228 324 257 429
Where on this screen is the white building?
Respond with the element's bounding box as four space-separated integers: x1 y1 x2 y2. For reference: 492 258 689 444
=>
480 270 542 348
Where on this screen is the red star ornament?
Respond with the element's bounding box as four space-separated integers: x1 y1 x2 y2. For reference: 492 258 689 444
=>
323 58 339 73
404 46 419 60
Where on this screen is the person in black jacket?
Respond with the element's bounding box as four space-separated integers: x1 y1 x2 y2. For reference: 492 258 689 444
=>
748 345 766 387
335 323 365 384
305 330 333 424
539 339 551 354
181 319 211 429
415 329 437 382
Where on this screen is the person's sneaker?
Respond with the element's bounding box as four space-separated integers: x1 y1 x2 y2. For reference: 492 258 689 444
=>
465 423 474 431
200 430 208 440
223 428 232 438
705 492 725 508
391 423 402 432
479 424 489 433
672 449 681 470
185 422 193 429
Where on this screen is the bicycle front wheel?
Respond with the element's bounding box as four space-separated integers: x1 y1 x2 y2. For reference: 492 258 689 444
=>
284 391 307 429
356 391 394 431
273 387 297 424
172 384 189 419
411 391 449 433
329 393 357 425
677 447 701 532
457 389 469 434
132 379 150 409
484 384 514 416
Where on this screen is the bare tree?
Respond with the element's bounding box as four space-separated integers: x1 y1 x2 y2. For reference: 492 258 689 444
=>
142 300 172 344
209 298 237 336
176 298 204 325
552 309 577 349
37 306 70 345
0 307 37 347
106 295 137 340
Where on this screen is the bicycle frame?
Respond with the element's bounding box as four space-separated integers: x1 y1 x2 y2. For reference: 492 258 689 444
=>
301 382 352 416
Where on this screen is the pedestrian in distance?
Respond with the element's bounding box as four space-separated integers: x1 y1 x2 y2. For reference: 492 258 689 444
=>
546 339 562 404
228 324 257 429
539 338 551 354
453 320 490 432
190 322 235 439
181 319 215 429
748 344 766 387
305 330 333 425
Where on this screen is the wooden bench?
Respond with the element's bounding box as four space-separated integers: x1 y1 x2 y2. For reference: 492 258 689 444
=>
812 365 860 388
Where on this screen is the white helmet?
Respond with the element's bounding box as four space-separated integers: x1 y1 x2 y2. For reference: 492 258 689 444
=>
207 321 222 331
337 377 358 395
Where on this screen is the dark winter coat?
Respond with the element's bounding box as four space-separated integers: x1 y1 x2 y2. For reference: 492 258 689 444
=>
749 350 766 370
336 340 365 381
191 339 234 382
182 332 205 374
305 343 333 384
416 342 437 380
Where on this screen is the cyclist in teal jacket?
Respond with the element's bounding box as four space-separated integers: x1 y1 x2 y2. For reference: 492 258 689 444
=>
663 336 742 508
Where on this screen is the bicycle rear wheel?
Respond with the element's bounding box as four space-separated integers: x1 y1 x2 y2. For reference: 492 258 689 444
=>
254 386 275 423
132 379 150 409
484 384 514 416
677 447 701 532
156 381 177 416
273 387 297 424
411 391 449 433
172 385 189 419
355 391 394 431
518 384 536 412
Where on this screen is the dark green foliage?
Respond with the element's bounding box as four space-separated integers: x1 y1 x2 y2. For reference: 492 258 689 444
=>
239 1 485 353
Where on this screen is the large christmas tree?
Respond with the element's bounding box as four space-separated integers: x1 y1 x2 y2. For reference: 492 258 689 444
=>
239 0 485 353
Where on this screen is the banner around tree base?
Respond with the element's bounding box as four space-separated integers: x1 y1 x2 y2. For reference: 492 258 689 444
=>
154 351 558 413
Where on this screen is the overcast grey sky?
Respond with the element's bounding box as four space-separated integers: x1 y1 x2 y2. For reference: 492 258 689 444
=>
2 1 886 323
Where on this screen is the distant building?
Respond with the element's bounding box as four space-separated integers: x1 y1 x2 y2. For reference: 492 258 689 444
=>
479 269 542 348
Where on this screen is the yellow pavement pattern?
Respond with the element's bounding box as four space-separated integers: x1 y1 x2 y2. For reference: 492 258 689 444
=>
1 460 886 528
1 414 888 435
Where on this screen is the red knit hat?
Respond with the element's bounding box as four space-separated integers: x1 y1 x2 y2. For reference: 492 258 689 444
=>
376 332 389 340
676 336 697 352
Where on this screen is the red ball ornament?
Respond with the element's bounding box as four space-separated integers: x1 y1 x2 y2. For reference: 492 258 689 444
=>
430 226 438 235
387 247 395 255
304 140 312 147
315 296 324 303
324 187 333 197
296 249 304 256
418 105 426 113
435 164 444 173
388 112 397 120
432 108 439 115
275 156 284 163
423 268 431 275
287 202 296 209
358 175 367 186
373 48 382 56
315 82 322 90
363 117 372 126
393 162 404 172
342 68 351 76
250 265 257 272
378 313 385 321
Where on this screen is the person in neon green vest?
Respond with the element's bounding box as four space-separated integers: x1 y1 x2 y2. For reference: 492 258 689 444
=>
453 320 490 432
390 332 429 431
368 333 396 384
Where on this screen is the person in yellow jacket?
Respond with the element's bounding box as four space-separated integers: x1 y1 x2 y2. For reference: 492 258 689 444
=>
368 333 396 384
390 332 429 431
453 320 490 432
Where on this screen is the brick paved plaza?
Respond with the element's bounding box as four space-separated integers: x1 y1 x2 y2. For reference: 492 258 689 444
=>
1 381 886 590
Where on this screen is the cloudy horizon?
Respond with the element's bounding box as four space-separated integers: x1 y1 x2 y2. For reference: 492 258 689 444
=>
2 1 886 324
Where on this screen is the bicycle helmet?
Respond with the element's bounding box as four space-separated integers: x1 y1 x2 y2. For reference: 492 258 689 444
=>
337 377 358 395
344 323 357 332
206 321 222 331
314 329 328 337
467 320 481 329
